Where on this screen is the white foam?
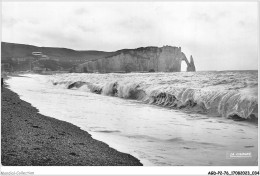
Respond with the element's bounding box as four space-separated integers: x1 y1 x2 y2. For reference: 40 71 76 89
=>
49 71 258 119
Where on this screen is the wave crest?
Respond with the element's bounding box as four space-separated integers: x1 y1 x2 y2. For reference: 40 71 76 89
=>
50 73 258 121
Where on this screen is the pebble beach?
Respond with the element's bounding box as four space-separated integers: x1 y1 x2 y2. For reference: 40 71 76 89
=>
1 84 142 166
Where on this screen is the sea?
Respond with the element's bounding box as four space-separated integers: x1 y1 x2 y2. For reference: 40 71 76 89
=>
6 71 258 166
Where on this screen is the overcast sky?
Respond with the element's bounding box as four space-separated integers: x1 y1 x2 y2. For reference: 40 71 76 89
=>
2 1 258 71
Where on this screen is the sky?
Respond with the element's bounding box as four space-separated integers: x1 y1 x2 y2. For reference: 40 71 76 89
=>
1 1 258 71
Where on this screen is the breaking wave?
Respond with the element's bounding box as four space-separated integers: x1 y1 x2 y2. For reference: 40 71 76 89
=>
49 71 258 121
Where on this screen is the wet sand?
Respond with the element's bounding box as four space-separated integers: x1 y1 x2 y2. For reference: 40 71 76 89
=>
1 85 142 166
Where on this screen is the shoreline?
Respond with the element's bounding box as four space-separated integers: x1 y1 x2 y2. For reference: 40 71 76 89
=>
1 85 143 166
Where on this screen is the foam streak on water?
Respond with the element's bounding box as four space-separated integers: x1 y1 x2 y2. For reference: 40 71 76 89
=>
6 71 258 166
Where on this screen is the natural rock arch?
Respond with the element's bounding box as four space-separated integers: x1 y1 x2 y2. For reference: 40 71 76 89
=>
77 46 196 73
181 54 196 72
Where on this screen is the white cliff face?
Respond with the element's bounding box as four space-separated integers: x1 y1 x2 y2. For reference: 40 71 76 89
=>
77 46 196 73
158 46 183 72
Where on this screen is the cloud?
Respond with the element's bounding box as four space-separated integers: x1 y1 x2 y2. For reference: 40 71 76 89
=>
74 8 89 15
2 17 19 28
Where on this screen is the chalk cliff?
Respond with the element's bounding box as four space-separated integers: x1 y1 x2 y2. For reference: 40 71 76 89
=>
77 46 196 73
185 55 196 72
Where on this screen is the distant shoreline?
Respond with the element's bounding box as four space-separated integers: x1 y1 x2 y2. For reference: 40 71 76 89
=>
1 85 142 166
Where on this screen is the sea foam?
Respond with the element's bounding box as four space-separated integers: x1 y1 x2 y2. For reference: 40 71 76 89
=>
49 71 258 120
